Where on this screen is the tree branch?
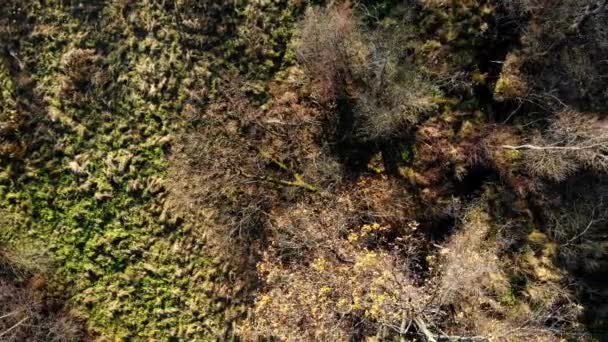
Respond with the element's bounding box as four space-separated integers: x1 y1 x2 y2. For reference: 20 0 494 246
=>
570 0 608 31
0 316 28 338
500 142 606 151
237 168 320 192
0 310 22 320
413 317 437 342
563 219 595 246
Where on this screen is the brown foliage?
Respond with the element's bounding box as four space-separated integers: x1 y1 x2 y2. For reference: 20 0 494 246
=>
435 200 585 340
438 203 508 305
295 2 365 103
296 2 440 140
166 69 344 332
238 199 427 341
0 248 84 341
239 190 586 340
58 48 106 103
517 110 608 181
165 2 605 339
498 0 608 111
356 66 440 140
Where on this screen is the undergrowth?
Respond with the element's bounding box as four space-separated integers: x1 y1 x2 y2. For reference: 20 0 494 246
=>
1 0 607 340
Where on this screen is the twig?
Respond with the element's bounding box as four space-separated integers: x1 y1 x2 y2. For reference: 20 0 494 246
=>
0 316 29 338
7 50 24 71
401 317 412 336
413 317 437 342
563 219 595 246
500 142 606 151
502 101 523 124
0 310 22 320
238 168 320 192
570 0 608 31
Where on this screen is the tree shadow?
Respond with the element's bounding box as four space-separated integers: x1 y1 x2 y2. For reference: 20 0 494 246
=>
322 98 379 178
551 175 608 338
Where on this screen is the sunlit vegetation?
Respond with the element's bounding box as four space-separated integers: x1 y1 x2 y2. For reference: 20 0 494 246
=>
1 0 607 340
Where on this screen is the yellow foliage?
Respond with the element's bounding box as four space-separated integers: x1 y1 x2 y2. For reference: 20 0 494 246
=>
494 52 527 101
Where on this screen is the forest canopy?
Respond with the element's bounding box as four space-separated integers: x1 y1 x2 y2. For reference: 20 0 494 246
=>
1 0 607 340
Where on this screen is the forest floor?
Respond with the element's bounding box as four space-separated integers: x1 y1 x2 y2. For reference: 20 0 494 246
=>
1 1 607 340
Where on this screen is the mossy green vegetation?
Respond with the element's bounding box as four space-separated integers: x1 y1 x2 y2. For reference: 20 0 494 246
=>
0 0 303 339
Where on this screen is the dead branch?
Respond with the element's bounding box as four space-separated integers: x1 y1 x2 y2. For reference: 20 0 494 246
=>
563 218 595 246
570 0 608 31
0 316 28 338
413 317 437 342
237 167 322 193
500 142 606 151
0 310 22 320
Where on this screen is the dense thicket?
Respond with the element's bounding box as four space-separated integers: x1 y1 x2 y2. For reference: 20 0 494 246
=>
1 0 607 340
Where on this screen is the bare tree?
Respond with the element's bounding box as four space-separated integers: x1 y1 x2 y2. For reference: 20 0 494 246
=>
295 2 365 103
546 192 608 272
296 3 440 141
501 110 608 180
